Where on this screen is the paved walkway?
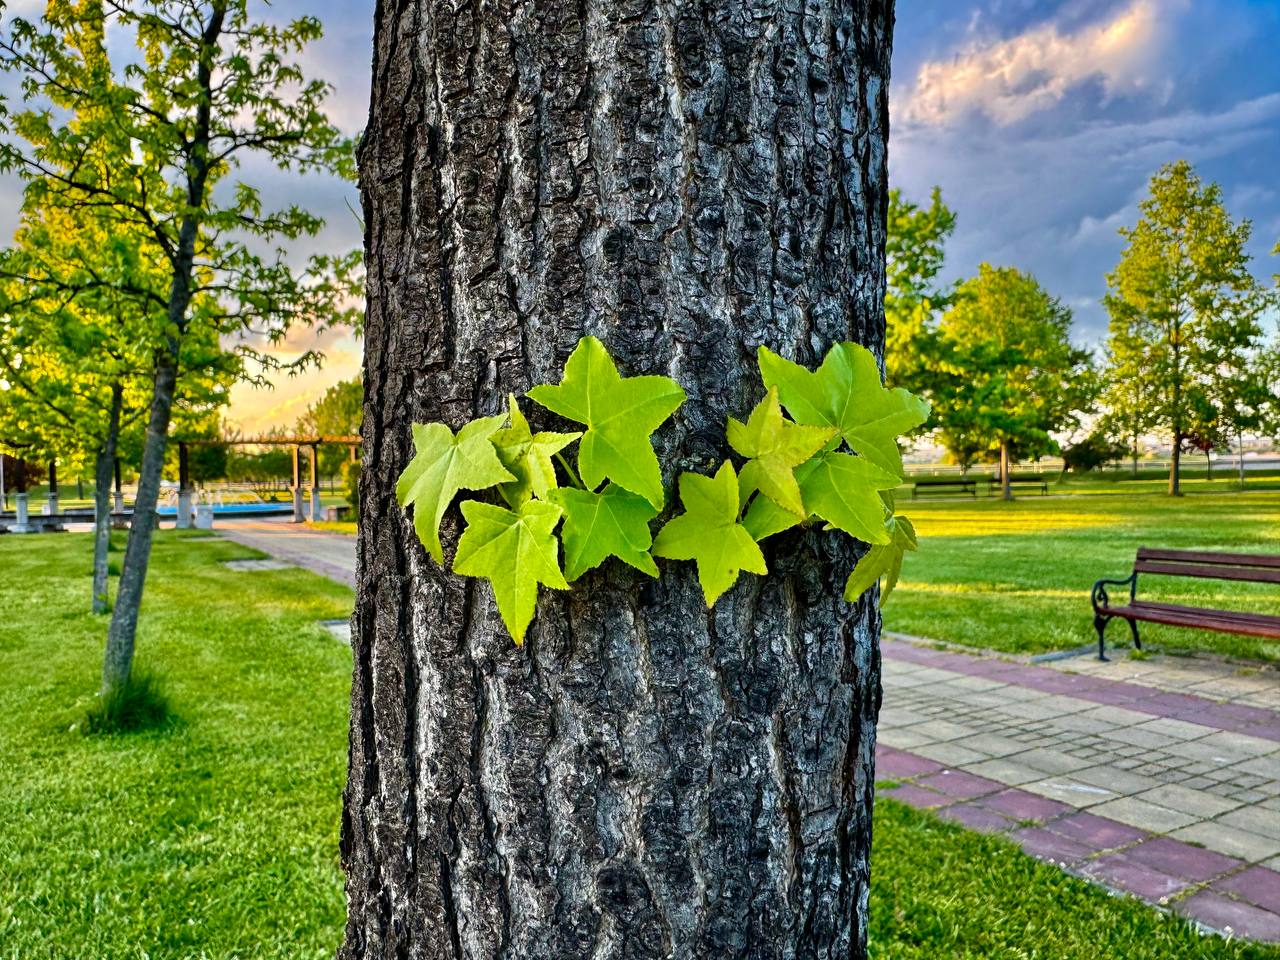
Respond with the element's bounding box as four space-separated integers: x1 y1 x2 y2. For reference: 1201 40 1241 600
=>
216 517 357 587
878 635 1280 941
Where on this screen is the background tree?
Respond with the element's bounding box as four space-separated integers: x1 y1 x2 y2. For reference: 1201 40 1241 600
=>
885 186 956 391
344 1 894 956
0 0 361 691
929 264 1093 499
296 376 362 478
1102 160 1272 496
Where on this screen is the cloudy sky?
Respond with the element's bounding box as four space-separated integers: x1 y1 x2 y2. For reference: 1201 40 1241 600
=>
4 1 1279 433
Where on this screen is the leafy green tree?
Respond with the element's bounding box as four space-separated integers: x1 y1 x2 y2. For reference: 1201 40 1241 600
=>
931 264 1093 499
1102 161 1272 495
885 187 957 391
0 1 361 691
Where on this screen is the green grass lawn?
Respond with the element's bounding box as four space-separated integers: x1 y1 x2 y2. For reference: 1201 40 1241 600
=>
3 530 1278 958
889 489 1280 661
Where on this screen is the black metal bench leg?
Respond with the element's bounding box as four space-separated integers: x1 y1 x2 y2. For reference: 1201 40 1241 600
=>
1094 614 1109 661
1128 618 1141 651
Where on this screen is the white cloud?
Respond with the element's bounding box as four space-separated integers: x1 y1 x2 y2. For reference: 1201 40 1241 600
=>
901 0 1182 126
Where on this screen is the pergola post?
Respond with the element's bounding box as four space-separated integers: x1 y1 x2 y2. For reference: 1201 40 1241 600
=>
309 443 323 522
44 461 59 516
176 442 193 529
291 444 304 523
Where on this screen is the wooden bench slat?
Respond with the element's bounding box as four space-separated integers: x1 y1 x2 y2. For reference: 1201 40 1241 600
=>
1137 547 1280 569
1105 604 1280 639
1132 600 1280 626
1133 560 1280 585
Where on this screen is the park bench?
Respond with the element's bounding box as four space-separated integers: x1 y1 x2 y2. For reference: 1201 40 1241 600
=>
1091 547 1280 660
911 477 977 499
1005 475 1049 495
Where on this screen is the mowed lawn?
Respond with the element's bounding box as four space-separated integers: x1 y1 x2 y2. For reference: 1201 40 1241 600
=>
2 531 1279 958
889 487 1280 660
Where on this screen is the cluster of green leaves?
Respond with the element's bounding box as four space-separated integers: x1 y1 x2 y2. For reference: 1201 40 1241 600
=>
398 337 928 644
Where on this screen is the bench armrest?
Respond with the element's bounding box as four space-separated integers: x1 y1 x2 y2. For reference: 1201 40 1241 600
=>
1092 573 1136 613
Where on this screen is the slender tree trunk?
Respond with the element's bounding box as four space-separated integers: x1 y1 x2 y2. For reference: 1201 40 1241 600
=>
91 383 124 615
1206 449 1212 480
1170 433 1182 496
342 1 895 957
102 350 180 689
1000 441 1012 500
1238 428 1246 490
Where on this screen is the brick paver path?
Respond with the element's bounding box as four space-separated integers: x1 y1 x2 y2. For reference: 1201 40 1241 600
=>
878 635 1280 942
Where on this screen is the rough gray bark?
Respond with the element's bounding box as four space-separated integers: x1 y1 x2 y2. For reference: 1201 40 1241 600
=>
344 0 895 957
91 382 124 615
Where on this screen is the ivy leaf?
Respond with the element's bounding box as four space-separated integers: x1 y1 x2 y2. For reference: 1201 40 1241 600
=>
844 516 917 603
758 342 930 474
548 484 660 581
491 394 581 507
652 461 767 606
741 452 900 544
452 499 569 645
528 336 685 508
396 414 515 562
727 385 835 515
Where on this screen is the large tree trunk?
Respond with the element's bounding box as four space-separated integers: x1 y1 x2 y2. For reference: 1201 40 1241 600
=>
91 382 124 615
343 1 895 957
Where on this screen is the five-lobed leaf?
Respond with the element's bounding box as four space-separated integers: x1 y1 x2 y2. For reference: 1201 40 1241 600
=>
844 516 917 603
728 385 836 516
742 451 900 544
528 336 685 508
652 461 767 606
396 414 515 562
758 342 930 475
491 394 580 507
452 499 569 645
549 484 660 581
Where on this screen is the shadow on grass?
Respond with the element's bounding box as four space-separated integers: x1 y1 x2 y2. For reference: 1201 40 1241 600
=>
82 669 177 735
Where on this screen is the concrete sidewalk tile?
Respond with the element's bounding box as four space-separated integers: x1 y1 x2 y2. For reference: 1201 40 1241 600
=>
1233 755 1280 780
1217 865 1280 912
910 720 977 742
1011 826 1094 865
1015 748 1095 776
1131 716 1216 741
1195 731 1279 759
1130 784 1241 819
1048 811 1147 849
938 802 1014 835
912 742 989 767
957 733 1029 758
879 783 952 809
1023 777 1118 808
1089 796 1201 832
1082 853 1190 902
1176 890 1280 942
915 769 1003 800
1172 822 1280 863
877 728 937 750
1219 805 1280 841
981 787 1072 822
1124 836 1241 882
963 757 1047 787
1107 726 1175 750
874 747 943 780
1069 764 1161 796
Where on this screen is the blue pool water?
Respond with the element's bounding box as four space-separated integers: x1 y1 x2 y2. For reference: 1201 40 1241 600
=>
155 502 290 515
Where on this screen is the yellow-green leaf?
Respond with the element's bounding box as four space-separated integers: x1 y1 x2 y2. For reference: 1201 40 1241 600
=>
728 385 835 515
652 461 767 606
396 414 514 562
491 394 580 507
452 499 569 645
549 484 659 581
844 516 917 603
758 342 929 475
742 451 899 544
528 336 685 508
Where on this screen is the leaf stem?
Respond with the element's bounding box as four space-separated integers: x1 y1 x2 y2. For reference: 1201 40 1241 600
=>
555 452 585 489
